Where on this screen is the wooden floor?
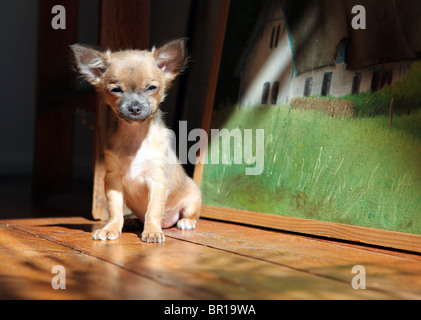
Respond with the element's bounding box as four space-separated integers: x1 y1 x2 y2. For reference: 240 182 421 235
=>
0 215 420 299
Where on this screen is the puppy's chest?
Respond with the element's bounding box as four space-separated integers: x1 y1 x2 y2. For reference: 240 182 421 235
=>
119 138 166 184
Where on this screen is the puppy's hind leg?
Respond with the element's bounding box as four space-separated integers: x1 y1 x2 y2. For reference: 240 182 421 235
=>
177 180 201 230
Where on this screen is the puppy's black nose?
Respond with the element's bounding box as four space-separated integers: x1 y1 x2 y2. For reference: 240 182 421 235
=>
128 104 141 115
120 98 151 121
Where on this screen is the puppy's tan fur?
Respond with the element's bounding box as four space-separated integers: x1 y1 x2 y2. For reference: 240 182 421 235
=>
71 39 201 243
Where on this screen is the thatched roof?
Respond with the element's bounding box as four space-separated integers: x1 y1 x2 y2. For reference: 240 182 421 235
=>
397 0 421 55
282 0 348 74
237 0 419 76
344 0 416 70
285 0 417 74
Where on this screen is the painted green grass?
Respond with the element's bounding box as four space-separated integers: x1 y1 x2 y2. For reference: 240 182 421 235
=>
341 61 421 117
201 105 421 235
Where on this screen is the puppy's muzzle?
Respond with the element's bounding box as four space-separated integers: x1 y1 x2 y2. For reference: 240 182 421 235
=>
128 103 141 116
127 102 149 117
118 94 152 122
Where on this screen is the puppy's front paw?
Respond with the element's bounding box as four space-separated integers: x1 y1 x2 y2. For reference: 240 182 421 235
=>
177 218 197 230
93 228 121 241
141 230 165 243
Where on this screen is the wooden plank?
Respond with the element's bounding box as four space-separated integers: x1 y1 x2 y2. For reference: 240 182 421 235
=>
193 0 231 186
3 217 396 299
0 224 188 299
92 0 151 220
166 219 421 300
200 205 421 254
32 0 79 201
100 0 150 51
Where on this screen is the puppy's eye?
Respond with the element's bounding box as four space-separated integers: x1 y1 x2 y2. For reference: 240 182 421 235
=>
145 85 158 94
109 87 123 94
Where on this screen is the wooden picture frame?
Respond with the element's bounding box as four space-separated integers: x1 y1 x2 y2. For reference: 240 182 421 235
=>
194 0 421 253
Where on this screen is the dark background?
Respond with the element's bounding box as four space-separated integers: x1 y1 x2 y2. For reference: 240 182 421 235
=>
0 0 227 219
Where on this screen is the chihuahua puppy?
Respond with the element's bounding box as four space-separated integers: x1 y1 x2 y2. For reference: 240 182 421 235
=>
71 39 201 243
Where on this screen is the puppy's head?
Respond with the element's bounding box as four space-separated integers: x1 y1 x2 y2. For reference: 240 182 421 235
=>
71 39 187 123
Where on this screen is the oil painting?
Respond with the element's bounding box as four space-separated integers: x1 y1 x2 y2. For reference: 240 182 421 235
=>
198 0 421 245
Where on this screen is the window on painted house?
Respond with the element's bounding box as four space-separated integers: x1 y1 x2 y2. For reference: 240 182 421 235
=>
270 24 281 49
381 69 393 88
352 72 361 95
271 81 279 104
304 78 313 97
262 82 270 104
337 39 348 64
274 25 281 48
321 72 332 96
371 69 393 92
370 70 381 92
270 27 275 49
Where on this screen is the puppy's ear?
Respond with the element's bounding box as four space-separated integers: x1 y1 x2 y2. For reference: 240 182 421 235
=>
71 44 108 85
153 39 188 81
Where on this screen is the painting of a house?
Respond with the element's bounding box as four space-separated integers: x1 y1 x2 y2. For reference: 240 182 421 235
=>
200 0 421 240
236 0 421 106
